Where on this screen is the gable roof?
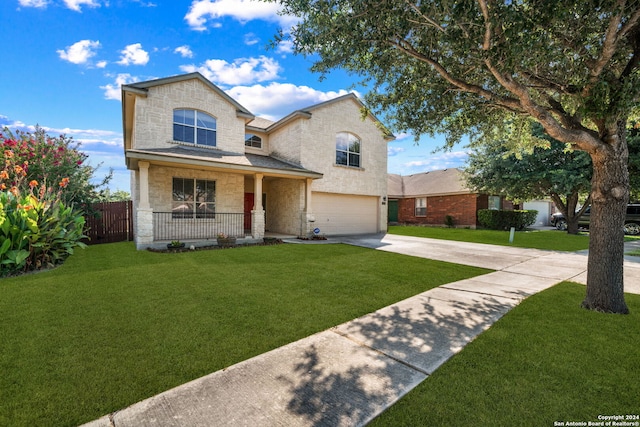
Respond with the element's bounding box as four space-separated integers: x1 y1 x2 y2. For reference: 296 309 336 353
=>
121 73 254 152
388 168 474 198
265 93 396 141
122 72 254 118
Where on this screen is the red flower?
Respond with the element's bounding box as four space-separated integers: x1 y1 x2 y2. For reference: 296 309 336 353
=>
59 177 70 188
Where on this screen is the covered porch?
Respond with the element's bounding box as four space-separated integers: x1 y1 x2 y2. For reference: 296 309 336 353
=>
126 146 322 250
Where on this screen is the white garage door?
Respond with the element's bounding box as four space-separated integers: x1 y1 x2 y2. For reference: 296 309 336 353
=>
523 201 552 226
311 193 379 235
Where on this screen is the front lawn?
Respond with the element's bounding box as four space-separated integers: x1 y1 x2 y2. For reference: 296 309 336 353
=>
388 225 591 251
371 282 640 426
0 242 489 427
372 282 640 427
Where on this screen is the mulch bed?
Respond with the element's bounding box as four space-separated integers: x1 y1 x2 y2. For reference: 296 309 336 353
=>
147 238 284 253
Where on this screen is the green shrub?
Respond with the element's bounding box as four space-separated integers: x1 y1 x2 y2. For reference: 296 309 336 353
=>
477 209 538 231
0 131 87 276
445 215 455 228
0 192 86 275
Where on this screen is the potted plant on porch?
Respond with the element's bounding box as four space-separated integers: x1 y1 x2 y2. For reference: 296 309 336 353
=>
167 240 185 249
216 232 236 247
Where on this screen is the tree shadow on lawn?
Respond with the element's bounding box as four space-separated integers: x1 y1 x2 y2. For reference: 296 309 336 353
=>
276 288 523 427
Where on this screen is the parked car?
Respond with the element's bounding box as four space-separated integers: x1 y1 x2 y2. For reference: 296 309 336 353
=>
551 204 640 235
550 212 567 230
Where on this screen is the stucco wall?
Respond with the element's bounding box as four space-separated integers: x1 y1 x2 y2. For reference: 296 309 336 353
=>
132 78 246 153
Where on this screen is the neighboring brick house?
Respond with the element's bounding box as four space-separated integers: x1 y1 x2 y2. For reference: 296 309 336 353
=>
387 168 513 228
122 72 394 249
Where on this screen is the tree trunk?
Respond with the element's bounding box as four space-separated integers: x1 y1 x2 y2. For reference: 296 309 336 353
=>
566 216 580 235
582 127 629 314
565 191 581 235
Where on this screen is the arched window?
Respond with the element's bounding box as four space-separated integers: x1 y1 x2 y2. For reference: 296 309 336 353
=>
336 132 360 168
245 133 262 148
173 109 217 147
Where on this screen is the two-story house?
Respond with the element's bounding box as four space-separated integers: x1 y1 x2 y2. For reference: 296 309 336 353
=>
122 72 394 249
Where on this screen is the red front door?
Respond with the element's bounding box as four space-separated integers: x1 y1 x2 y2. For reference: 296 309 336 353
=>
244 193 254 230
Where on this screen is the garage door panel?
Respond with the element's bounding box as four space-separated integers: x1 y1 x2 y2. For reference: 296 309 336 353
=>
312 193 378 235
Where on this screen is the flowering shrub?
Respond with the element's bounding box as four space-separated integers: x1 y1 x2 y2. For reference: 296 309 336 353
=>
1 127 110 208
0 128 88 276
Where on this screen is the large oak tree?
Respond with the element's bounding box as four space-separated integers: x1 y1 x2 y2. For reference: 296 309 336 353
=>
270 0 640 313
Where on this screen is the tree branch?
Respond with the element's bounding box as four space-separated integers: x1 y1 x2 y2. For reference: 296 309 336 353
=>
583 0 640 96
388 37 522 111
404 0 445 32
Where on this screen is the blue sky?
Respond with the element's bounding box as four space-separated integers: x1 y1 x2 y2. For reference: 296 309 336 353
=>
0 0 469 192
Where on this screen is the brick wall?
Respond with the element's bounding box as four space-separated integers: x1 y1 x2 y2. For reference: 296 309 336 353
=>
394 194 516 227
396 194 481 227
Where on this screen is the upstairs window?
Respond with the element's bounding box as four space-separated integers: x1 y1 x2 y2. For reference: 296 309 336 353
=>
173 109 216 147
245 133 262 148
336 132 361 168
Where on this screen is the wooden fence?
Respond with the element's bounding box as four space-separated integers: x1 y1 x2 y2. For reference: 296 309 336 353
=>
83 201 134 245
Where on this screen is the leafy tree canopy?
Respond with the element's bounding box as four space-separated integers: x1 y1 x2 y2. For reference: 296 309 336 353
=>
274 0 640 151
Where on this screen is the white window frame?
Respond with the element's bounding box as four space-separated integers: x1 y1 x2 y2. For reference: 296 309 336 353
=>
173 109 217 147
335 132 361 168
415 197 427 217
488 195 501 210
245 133 262 148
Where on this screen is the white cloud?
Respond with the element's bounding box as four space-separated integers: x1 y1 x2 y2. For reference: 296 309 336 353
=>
117 43 149 66
244 33 259 46
180 56 282 86
226 82 353 120
96 60 108 68
174 45 194 58
131 0 156 6
275 38 293 54
388 146 405 157
403 151 470 172
18 0 49 7
63 0 100 12
57 39 101 65
100 73 139 100
184 0 296 31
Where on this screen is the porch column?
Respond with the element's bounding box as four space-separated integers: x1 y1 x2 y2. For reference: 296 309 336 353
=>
136 161 154 249
251 173 265 239
301 178 316 237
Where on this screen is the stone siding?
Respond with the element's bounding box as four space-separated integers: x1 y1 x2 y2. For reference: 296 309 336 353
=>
132 79 246 153
267 178 305 235
269 98 388 198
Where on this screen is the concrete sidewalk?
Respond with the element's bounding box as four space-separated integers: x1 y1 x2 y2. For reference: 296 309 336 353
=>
82 234 640 427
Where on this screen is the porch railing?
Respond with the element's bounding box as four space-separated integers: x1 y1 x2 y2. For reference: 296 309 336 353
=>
153 212 246 241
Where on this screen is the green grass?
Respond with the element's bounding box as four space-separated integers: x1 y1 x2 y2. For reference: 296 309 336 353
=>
370 282 640 426
389 225 591 251
0 242 489 427
627 249 640 257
